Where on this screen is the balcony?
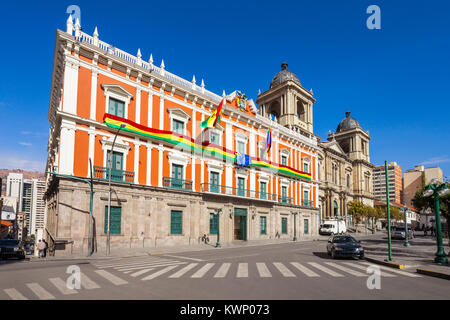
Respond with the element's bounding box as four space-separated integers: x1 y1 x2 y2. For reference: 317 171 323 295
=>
302 199 313 207
163 177 193 191
278 195 293 205
202 183 289 203
94 166 134 183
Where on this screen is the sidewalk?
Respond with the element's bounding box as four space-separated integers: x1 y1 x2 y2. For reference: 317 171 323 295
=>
28 236 329 262
362 232 450 280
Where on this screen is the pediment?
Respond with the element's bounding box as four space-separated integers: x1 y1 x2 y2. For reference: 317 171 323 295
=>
168 107 191 120
101 84 134 99
321 140 346 155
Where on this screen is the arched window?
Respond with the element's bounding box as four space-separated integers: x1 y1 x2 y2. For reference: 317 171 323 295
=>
347 174 350 188
269 101 281 122
333 201 338 217
297 100 306 121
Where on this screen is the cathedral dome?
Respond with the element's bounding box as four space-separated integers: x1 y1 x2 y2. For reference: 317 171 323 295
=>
270 62 301 88
336 111 361 132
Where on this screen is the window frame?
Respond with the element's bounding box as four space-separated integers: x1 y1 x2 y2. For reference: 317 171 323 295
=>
170 210 183 235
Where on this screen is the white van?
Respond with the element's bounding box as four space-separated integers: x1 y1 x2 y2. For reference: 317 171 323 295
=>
319 220 347 235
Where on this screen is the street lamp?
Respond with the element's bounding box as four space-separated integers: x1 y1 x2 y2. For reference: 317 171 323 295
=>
292 212 298 241
423 179 449 264
214 208 222 248
403 205 410 247
106 123 126 256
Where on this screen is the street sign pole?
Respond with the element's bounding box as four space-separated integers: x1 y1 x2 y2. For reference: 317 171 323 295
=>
385 161 393 261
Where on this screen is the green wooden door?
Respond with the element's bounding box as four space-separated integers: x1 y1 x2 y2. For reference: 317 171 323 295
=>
107 151 123 182
234 208 247 240
170 210 182 234
282 217 287 234
171 164 183 189
237 177 245 197
281 186 287 203
210 172 219 193
104 206 121 234
260 182 267 200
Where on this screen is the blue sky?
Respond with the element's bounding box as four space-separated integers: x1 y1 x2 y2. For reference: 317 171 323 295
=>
0 0 449 179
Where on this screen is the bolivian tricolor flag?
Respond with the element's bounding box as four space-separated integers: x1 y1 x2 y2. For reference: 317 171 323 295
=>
201 98 224 128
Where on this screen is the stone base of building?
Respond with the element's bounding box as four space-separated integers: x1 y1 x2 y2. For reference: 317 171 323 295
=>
45 178 319 256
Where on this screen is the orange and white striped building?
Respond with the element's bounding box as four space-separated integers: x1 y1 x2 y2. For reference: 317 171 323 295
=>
44 16 320 254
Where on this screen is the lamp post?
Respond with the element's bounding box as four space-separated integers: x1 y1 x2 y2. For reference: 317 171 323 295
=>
385 160 393 261
403 205 410 247
106 123 126 256
292 212 297 241
423 179 449 264
215 208 222 248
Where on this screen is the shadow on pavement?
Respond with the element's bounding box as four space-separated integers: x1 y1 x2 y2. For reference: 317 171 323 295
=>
312 252 333 260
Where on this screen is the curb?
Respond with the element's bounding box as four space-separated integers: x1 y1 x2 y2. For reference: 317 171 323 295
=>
416 268 450 280
364 256 405 269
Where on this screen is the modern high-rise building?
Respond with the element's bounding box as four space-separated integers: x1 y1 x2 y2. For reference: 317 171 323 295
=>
5 173 46 238
372 162 402 204
403 165 443 207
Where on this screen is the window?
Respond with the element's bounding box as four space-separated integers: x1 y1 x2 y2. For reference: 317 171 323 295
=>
281 155 287 166
237 177 245 197
210 132 220 145
303 162 309 173
171 164 183 188
304 219 309 234
106 151 124 182
210 213 218 234
210 172 219 193
173 119 185 135
170 210 183 234
108 97 125 117
260 181 267 200
303 190 309 206
347 174 351 188
237 141 245 154
281 218 287 234
260 216 267 235
104 206 121 234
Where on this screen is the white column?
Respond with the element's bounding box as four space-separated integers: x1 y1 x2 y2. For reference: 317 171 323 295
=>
146 143 152 186
148 91 153 127
59 119 76 175
159 95 164 130
225 122 233 192
88 128 96 173
134 139 140 184
90 68 98 120
158 144 163 187
249 131 255 157
62 56 79 115
250 169 255 197
192 109 196 191
136 88 141 124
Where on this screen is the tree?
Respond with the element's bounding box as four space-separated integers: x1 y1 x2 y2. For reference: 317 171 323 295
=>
348 201 366 224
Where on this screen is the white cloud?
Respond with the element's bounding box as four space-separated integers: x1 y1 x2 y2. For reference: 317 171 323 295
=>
0 156 45 172
19 142 32 147
419 156 450 166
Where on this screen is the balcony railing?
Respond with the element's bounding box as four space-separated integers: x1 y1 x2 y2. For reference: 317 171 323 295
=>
278 195 293 205
302 199 313 207
163 177 193 191
201 183 279 201
94 166 134 183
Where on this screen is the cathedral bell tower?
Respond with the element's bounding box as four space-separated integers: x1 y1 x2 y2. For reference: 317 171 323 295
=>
256 62 316 135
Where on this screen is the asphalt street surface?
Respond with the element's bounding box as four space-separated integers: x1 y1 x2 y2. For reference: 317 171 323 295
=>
1 237 449 300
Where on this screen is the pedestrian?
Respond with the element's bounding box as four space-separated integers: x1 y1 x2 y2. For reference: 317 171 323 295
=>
37 240 46 258
424 226 427 236
43 240 48 258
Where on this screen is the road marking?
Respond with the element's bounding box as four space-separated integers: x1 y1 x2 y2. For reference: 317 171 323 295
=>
80 272 101 289
116 261 186 272
164 254 205 262
342 262 396 277
307 262 344 277
214 263 231 278
93 257 160 267
95 258 171 268
169 263 199 278
273 262 296 277
256 263 272 278
130 268 154 278
191 263 215 278
324 262 366 277
360 262 422 278
4 288 28 300
237 263 249 278
49 277 78 295
26 283 55 300
141 265 179 281
95 270 128 285
290 262 320 277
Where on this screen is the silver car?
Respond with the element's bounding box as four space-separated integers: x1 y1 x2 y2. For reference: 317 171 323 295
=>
391 226 414 240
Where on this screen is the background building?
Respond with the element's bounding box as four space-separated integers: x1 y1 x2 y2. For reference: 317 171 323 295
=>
403 165 443 206
318 111 375 223
373 162 402 203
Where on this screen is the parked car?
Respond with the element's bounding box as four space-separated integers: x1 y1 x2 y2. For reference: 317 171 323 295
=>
320 220 347 235
326 235 364 259
391 226 414 240
0 240 26 260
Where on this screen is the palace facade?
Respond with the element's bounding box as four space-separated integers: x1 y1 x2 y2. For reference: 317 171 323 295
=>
44 16 320 255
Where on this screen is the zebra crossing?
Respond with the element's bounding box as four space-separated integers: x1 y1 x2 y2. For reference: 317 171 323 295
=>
2 256 423 300
91 255 422 282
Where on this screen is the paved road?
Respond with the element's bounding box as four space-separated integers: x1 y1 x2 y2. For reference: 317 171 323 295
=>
1 238 449 300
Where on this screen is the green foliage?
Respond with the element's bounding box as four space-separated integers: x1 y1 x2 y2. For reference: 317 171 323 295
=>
412 183 450 218
374 204 403 221
348 201 377 223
